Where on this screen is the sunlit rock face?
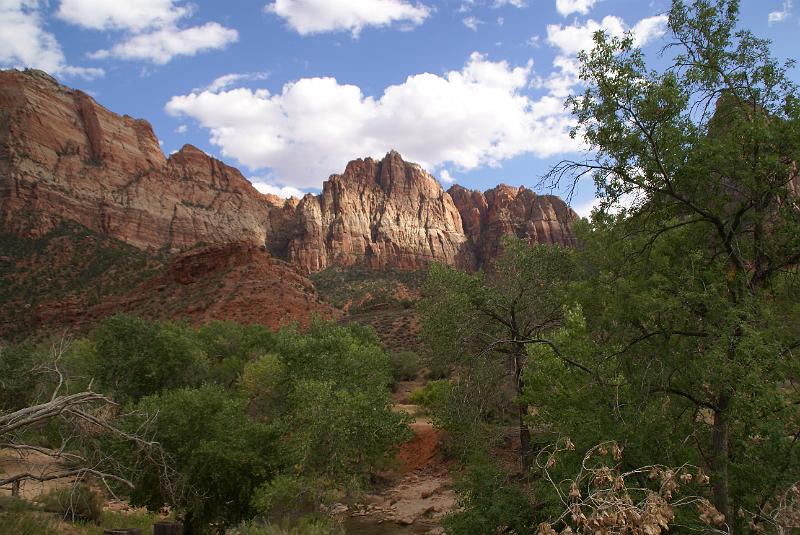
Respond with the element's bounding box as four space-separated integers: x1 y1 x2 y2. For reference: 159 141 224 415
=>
285 150 475 272
1 69 577 273
0 69 282 252
448 183 578 266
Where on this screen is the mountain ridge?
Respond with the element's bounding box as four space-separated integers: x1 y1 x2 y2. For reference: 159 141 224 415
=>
0 68 578 273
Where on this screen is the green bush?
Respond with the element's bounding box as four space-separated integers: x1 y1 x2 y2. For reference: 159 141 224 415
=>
389 351 418 382
80 314 209 403
251 475 315 523
442 462 537 535
0 510 61 535
123 385 283 533
39 484 104 523
408 380 450 411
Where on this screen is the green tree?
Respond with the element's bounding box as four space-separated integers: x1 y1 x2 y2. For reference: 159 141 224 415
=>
419 239 574 469
124 385 282 534
536 0 800 530
81 315 209 403
247 321 411 505
196 320 276 387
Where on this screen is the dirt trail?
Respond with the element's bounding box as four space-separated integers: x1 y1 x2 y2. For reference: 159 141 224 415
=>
0 450 73 500
341 380 456 534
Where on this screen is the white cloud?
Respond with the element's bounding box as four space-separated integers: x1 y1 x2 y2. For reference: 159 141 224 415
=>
266 0 431 36
250 180 306 198
440 169 456 183
631 15 669 45
58 0 237 65
546 14 667 57
572 191 641 218
175 124 187 133
89 22 238 65
493 0 526 6
200 72 270 93
768 0 792 24
462 16 483 30
165 52 581 189
0 0 103 79
56 0 192 32
572 196 599 218
555 0 596 17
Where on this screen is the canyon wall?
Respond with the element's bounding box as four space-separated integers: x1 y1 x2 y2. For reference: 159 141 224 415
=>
0 69 578 272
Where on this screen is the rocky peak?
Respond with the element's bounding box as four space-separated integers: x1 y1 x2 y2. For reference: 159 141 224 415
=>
0 69 273 250
1 69 578 274
285 151 472 271
448 183 578 266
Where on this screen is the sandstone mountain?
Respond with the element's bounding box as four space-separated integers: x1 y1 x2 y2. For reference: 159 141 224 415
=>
0 69 578 275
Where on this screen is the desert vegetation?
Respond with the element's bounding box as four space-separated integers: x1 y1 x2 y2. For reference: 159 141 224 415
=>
0 317 410 533
416 1 800 534
2 1 799 534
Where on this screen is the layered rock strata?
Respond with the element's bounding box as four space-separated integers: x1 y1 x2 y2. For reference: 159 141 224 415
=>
0 69 578 273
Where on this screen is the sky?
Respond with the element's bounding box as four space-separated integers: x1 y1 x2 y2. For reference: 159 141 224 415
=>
1 0 798 216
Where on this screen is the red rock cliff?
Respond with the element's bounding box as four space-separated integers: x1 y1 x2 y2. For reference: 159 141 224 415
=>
448 183 578 266
0 69 578 273
0 69 281 251
285 151 475 271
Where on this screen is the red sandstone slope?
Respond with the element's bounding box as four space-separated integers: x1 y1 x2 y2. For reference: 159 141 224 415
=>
88 242 339 329
1 229 337 339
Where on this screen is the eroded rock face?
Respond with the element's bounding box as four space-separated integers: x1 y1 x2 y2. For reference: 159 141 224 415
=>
0 69 578 275
0 69 280 252
286 151 475 271
448 184 578 266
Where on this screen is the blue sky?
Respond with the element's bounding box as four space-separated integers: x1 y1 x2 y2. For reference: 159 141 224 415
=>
1 0 798 215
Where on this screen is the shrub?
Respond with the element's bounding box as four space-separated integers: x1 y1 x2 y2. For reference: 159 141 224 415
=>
251 475 315 523
39 484 104 523
0 510 61 535
124 385 283 532
81 314 209 403
389 351 418 383
408 380 450 411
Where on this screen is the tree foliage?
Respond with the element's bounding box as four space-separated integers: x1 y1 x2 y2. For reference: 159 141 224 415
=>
528 0 800 532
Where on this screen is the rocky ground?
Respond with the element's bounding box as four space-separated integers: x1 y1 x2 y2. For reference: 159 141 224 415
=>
333 379 457 534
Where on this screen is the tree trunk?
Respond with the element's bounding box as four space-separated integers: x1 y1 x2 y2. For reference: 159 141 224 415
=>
518 400 533 471
712 396 732 534
154 522 184 535
513 351 533 472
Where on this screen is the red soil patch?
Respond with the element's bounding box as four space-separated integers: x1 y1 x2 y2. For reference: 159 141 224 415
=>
397 422 440 473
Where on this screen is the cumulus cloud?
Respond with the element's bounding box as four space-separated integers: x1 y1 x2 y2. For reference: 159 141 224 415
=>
439 169 456 183
175 124 187 133
165 52 581 189
546 14 667 57
0 0 103 79
572 190 642 218
56 0 192 32
58 0 237 65
493 0 526 7
90 23 238 64
200 72 270 93
250 180 306 199
266 0 431 36
555 0 597 17
768 0 792 24
462 16 483 30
